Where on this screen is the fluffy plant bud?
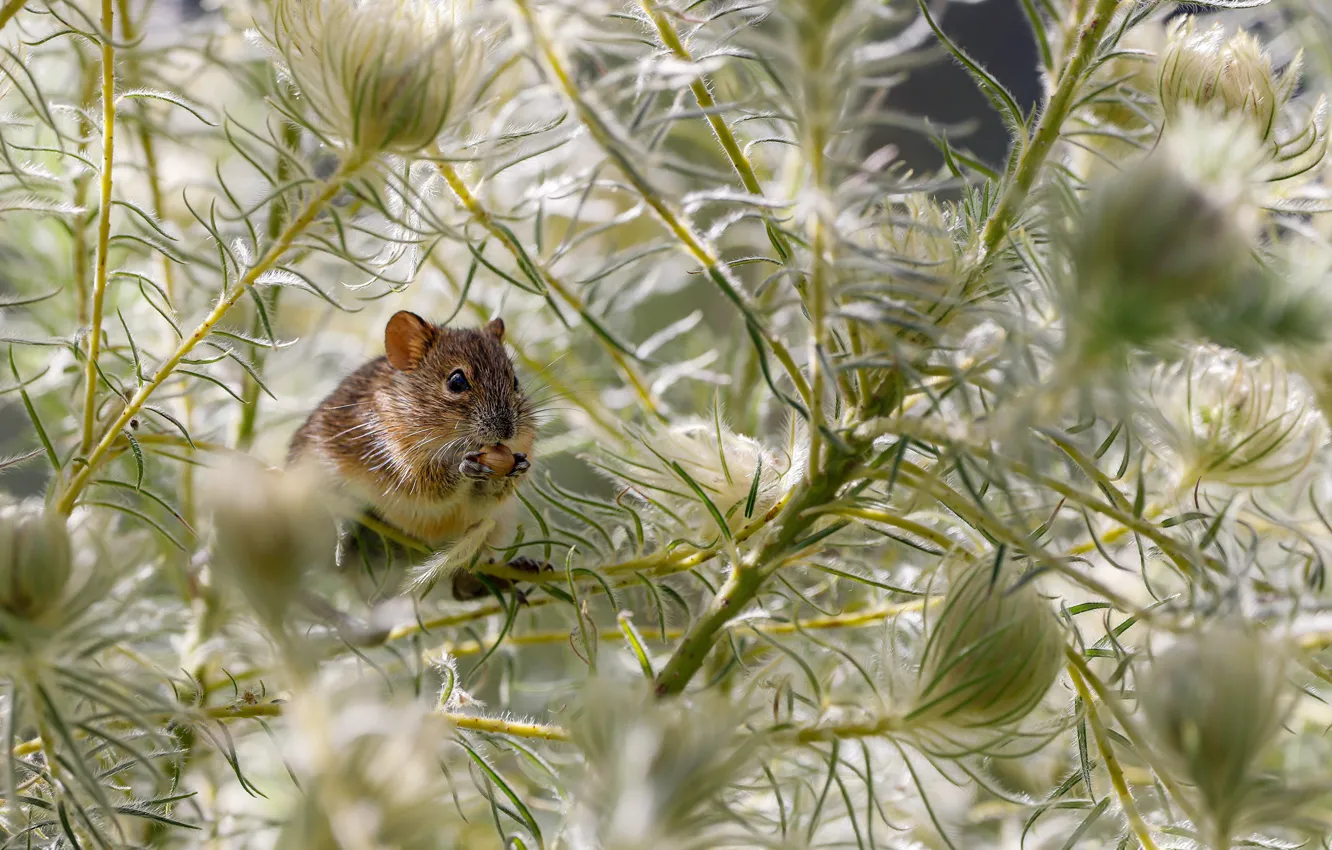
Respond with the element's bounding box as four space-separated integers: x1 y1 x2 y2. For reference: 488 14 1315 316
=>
599 419 792 537
1142 346 1327 489
562 680 758 850
854 194 972 346
1061 150 1251 355
1139 625 1288 844
205 462 339 634
267 0 495 158
0 503 71 623
278 692 474 849
905 559 1064 735
1158 19 1327 182
1059 111 1328 356
1160 18 1296 142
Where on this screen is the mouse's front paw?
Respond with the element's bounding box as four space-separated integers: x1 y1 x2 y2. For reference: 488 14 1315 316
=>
506 452 531 478
460 452 494 480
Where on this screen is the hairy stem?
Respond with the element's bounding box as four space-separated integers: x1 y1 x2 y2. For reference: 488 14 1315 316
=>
654 443 867 695
432 598 931 659
71 55 99 327
78 0 117 455
113 0 198 532
57 158 361 515
1065 648 1205 828
436 160 665 420
1067 661 1160 850
201 702 569 741
636 0 793 263
977 0 1120 257
515 0 814 412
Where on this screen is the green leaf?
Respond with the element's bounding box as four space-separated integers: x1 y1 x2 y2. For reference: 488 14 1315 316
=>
460 740 544 849
8 347 60 473
126 432 145 491
617 611 655 678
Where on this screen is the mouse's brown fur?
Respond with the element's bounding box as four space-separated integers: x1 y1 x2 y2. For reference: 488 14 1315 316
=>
288 311 535 545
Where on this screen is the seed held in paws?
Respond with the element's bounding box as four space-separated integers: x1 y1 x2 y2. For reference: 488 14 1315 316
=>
477 444 515 477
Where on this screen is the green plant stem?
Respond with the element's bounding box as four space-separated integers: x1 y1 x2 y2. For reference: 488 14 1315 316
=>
514 0 813 412
0 0 24 32
635 0 793 263
114 0 197 537
807 175 829 472
200 702 569 741
432 598 932 659
653 440 869 696
57 158 362 515
1064 648 1205 828
71 56 99 327
794 713 907 743
977 0 1120 257
235 121 301 450
1067 661 1160 850
78 0 117 456
436 161 665 420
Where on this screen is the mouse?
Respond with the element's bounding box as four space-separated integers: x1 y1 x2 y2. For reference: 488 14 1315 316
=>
287 311 536 556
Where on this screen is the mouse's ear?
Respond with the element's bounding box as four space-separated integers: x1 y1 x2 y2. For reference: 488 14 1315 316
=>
385 311 437 371
486 317 505 341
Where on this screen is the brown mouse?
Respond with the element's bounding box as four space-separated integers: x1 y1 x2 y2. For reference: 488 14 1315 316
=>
288 311 535 548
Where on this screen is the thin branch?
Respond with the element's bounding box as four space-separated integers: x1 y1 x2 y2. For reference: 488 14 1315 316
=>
78 0 118 455
58 155 367 514
1067 660 1161 850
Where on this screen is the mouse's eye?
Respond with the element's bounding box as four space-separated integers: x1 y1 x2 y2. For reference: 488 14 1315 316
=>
512 375 520 392
446 370 471 393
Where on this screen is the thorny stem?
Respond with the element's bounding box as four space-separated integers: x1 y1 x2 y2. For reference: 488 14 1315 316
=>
1067 661 1161 850
514 0 814 412
436 161 666 421
57 157 363 515
78 0 117 455
977 0 1121 258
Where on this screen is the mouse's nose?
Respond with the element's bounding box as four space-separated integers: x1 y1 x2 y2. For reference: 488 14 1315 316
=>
485 409 516 443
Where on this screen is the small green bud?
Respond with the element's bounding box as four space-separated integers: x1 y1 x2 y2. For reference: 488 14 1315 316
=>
1062 150 1253 354
0 503 72 623
1059 111 1329 357
907 559 1064 734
